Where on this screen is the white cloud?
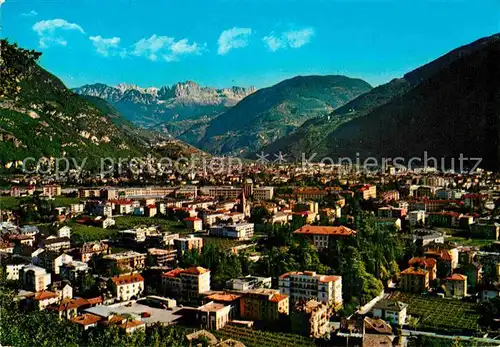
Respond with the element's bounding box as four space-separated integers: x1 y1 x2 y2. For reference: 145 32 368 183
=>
263 27 314 52
21 10 38 17
89 35 123 57
132 34 203 62
263 34 285 52
217 27 252 55
0 0 5 8
32 19 85 48
284 28 314 48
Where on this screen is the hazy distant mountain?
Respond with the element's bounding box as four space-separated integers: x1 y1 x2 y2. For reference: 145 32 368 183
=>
260 33 500 170
73 81 257 138
197 75 373 155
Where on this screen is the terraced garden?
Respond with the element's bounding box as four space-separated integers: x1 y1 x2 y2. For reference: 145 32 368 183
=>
389 292 481 333
214 325 316 347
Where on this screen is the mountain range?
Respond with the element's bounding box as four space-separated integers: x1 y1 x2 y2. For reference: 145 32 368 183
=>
0 40 202 172
259 33 500 170
72 82 256 138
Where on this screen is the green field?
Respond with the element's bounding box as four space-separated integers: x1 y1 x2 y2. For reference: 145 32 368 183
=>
389 292 481 333
52 196 84 207
0 196 30 210
202 237 251 250
114 215 188 233
447 237 496 248
68 222 118 244
214 326 315 347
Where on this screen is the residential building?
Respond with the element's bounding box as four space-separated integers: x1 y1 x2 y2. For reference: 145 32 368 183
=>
103 251 146 271
209 223 254 240
110 273 145 301
20 265 52 292
240 288 289 323
57 226 71 239
293 225 355 250
371 299 408 326
4 257 29 281
76 241 109 263
279 271 343 308
162 267 211 299
253 186 274 201
60 261 89 282
71 313 102 330
400 267 429 293
174 235 203 255
194 302 232 330
226 275 272 291
408 210 426 226
290 300 330 338
445 274 467 297
39 252 73 275
42 184 61 197
183 217 203 232
408 257 437 281
147 248 177 267
357 185 376 200
40 236 71 252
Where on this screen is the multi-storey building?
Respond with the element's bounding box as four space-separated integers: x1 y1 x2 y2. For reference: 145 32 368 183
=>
183 217 203 232
293 225 355 250
147 248 177 267
110 273 145 301
20 265 52 292
445 274 467 297
226 275 272 291
400 267 429 293
76 241 109 263
279 271 343 308
209 223 254 240
240 288 289 323
357 185 376 200
202 186 243 200
103 251 146 271
161 267 210 299
174 235 203 255
291 300 330 338
42 184 61 197
408 210 426 226
253 187 274 201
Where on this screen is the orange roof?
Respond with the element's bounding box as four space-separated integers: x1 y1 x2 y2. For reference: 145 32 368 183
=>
269 293 288 303
401 267 428 276
409 257 437 268
206 292 242 302
163 268 184 278
71 314 102 326
48 298 88 311
183 217 202 222
184 266 209 275
119 320 145 329
34 291 59 301
293 225 355 236
86 296 103 305
447 273 467 281
319 275 341 283
111 273 144 286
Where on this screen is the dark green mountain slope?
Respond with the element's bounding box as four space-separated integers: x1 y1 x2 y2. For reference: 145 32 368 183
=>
197 75 372 155
319 34 500 170
259 34 500 163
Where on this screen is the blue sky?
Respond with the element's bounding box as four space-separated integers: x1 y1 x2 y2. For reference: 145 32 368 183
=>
2 0 499 89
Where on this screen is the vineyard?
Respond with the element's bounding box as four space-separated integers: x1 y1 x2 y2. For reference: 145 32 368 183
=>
389 292 481 333
202 237 251 251
214 325 316 347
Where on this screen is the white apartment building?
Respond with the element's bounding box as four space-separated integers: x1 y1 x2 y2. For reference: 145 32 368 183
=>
253 186 274 201
174 235 204 254
408 210 426 226
209 223 254 240
20 265 52 292
111 273 145 301
279 271 343 307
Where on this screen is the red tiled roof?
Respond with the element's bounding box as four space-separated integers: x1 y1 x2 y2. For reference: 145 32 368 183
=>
119 320 145 329
111 273 144 286
183 217 202 222
34 290 59 301
409 257 437 268
447 273 467 281
401 267 428 276
71 314 102 326
206 292 242 302
163 268 184 278
269 293 288 303
293 225 355 236
319 275 341 283
184 266 209 275
108 199 133 205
